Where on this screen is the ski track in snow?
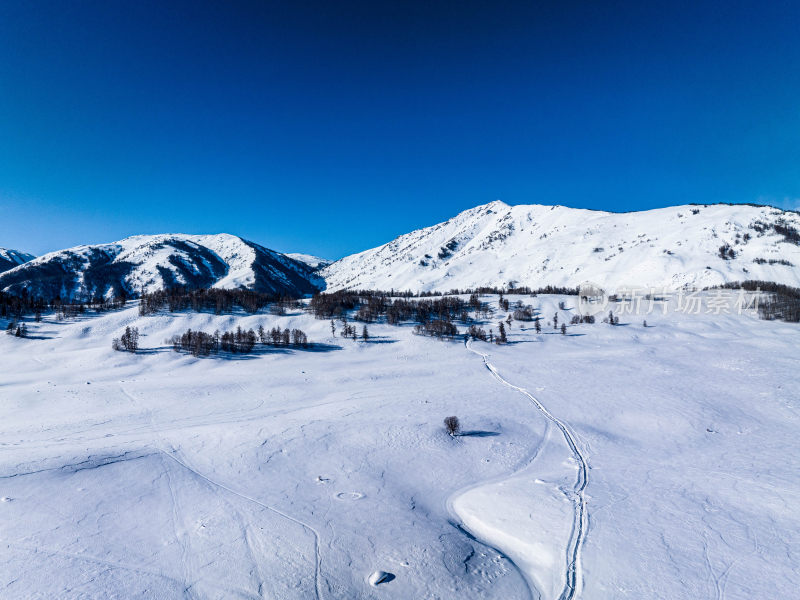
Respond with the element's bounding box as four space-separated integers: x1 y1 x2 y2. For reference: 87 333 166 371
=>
120 386 325 600
465 339 590 600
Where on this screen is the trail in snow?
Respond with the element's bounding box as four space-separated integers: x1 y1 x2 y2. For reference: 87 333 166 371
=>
157 449 325 600
159 451 195 599
120 386 325 600
466 340 590 600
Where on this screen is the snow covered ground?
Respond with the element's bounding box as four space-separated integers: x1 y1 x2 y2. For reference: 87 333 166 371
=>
1 295 798 599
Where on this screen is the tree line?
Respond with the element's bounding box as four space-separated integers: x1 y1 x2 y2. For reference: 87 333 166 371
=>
139 288 295 316
715 280 800 322
0 290 127 322
309 290 477 325
169 325 310 357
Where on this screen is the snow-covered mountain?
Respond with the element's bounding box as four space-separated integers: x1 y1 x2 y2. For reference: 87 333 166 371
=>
0 234 324 300
286 253 331 270
321 201 800 292
0 248 34 273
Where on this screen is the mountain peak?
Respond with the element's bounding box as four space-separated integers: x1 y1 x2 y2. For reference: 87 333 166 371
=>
321 201 800 292
0 234 323 300
0 248 34 274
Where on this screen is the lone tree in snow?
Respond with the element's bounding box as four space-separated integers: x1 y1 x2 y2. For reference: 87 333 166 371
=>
444 416 461 436
497 322 507 344
560 323 567 335
534 318 541 333
361 325 369 341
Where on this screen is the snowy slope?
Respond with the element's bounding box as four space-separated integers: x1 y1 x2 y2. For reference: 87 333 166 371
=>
0 247 34 273
322 201 800 292
286 253 332 270
0 234 324 300
0 296 798 598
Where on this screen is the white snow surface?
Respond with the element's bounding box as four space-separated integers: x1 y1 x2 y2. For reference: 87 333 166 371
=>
1 295 798 598
321 201 800 292
286 253 331 269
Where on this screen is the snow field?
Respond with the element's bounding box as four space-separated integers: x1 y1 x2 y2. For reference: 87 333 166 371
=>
1 294 798 599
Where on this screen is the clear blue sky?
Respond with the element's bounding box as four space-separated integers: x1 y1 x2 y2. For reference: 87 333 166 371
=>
1 0 798 259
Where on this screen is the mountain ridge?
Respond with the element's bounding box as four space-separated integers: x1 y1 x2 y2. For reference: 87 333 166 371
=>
0 248 34 274
4 202 799 298
0 234 323 300
320 201 800 292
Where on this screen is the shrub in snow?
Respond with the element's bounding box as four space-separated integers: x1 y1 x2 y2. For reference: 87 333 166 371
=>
444 416 460 436
512 306 533 321
468 325 487 341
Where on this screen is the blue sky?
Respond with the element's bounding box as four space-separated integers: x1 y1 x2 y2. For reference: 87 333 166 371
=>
1 0 798 259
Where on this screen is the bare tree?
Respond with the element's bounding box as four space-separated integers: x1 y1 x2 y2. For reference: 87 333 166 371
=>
444 416 461 436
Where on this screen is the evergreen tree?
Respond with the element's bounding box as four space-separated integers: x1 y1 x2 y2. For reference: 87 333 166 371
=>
497 322 507 344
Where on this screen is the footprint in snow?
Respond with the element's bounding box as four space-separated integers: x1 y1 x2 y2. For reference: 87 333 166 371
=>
336 491 364 500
